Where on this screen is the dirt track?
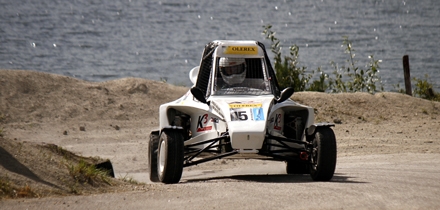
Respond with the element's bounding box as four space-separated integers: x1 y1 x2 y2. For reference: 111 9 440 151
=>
1 70 440 209
2 153 440 209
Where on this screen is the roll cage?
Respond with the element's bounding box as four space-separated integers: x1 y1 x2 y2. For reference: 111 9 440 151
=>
194 41 281 99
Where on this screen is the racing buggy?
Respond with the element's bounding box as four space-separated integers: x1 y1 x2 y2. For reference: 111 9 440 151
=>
149 40 337 184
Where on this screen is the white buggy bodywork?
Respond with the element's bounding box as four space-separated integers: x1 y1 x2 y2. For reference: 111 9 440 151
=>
149 40 337 184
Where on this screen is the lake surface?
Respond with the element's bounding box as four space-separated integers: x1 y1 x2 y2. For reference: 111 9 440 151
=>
1 0 439 91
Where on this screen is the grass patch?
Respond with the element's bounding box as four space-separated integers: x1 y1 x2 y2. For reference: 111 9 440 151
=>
118 174 142 185
50 144 74 159
0 112 5 122
0 113 4 137
67 159 112 186
16 184 37 198
0 176 38 199
0 176 14 198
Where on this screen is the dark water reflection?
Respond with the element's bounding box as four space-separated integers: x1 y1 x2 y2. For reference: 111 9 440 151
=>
1 0 439 90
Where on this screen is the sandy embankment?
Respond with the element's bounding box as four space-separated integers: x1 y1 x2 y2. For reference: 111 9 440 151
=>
1 69 439 198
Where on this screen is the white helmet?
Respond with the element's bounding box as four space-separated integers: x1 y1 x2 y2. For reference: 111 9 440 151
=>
219 57 246 85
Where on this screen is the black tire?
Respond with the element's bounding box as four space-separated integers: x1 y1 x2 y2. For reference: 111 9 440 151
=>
286 161 309 174
309 127 337 181
148 131 160 182
157 129 184 184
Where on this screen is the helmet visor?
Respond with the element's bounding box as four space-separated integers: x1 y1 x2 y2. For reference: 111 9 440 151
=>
220 63 245 76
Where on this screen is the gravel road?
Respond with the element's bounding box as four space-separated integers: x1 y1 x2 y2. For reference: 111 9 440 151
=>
2 153 440 210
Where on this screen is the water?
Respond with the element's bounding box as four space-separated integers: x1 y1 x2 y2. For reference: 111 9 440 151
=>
1 0 439 91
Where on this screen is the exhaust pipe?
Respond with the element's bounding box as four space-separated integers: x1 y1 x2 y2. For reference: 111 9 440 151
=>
299 152 308 160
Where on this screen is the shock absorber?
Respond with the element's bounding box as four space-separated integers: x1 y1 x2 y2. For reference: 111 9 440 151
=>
296 117 303 141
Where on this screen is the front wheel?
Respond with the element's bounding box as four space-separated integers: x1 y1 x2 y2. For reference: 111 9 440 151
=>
309 127 337 181
157 129 184 184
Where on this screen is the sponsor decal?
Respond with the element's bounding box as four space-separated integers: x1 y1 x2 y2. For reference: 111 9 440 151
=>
210 102 224 118
252 107 265 121
223 46 258 55
274 113 282 130
229 103 265 121
197 114 213 132
229 103 262 108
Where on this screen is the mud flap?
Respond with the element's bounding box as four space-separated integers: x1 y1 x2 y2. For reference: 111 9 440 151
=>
95 159 115 177
306 123 335 137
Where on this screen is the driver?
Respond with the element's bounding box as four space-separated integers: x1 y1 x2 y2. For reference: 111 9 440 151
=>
219 57 246 86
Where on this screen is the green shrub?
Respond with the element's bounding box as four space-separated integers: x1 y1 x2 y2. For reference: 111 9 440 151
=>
308 67 329 92
262 24 384 94
413 74 440 101
328 37 383 93
264 24 437 100
392 83 406 94
262 25 314 91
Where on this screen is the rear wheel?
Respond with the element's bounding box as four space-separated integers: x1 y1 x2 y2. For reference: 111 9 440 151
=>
157 129 184 184
309 127 337 181
148 132 160 182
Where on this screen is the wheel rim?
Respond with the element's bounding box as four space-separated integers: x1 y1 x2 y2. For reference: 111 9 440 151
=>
158 139 166 174
311 141 318 171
